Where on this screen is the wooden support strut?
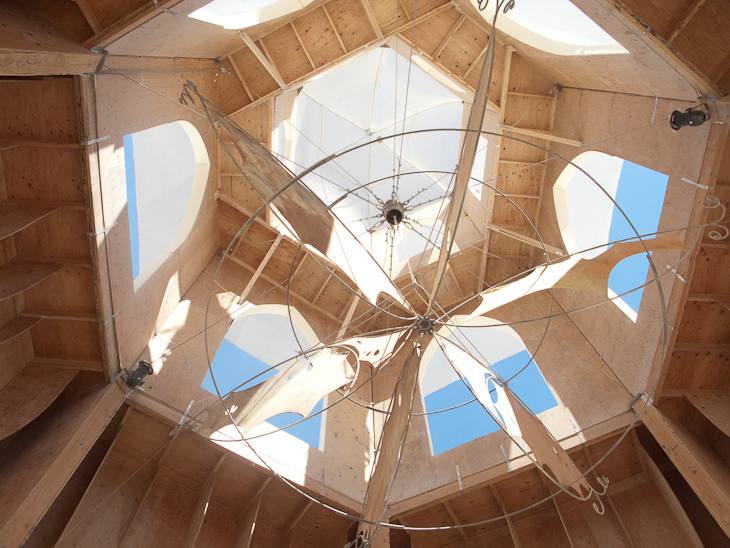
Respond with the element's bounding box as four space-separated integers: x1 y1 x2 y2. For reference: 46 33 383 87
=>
227 55 256 103
237 232 284 305
360 0 384 41
181 454 226 548
290 22 316 70
433 14 465 59
238 32 287 90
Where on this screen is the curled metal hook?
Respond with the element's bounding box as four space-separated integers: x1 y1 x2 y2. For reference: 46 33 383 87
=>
589 476 609 515
702 195 729 240
179 81 198 106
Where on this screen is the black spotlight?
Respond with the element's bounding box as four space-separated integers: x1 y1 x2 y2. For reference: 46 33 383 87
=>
124 360 154 388
670 105 709 130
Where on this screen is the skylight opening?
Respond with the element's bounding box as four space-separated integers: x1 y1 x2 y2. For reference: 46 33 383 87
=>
123 121 210 289
420 318 557 455
553 152 669 321
200 304 326 449
189 0 315 29
471 0 628 56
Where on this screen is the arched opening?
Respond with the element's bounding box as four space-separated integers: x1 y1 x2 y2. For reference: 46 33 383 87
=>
419 317 557 455
200 304 326 449
123 120 210 289
553 151 669 320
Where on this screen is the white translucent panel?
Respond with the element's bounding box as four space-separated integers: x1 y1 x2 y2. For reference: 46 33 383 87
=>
553 151 623 259
471 0 628 56
226 304 319 369
419 316 528 397
189 0 315 29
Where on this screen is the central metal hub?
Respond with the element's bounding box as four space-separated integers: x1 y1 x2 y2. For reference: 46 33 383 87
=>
382 199 405 226
414 316 435 334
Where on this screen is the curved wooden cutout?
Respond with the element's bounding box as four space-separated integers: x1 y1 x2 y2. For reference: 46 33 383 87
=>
358 334 425 542
200 348 355 437
0 203 57 240
213 112 411 311
0 316 41 345
506 390 591 497
0 365 77 440
466 231 688 321
0 260 61 301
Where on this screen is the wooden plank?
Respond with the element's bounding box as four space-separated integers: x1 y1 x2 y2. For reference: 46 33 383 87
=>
673 342 730 353
30 357 104 371
0 51 99 76
463 41 488 80
433 14 465 59
182 454 226 548
83 0 185 48
634 436 704 548
73 0 103 33
283 500 313 537
238 32 287 90
237 233 284 305
637 403 730 537
0 381 125 546
684 391 730 438
490 485 522 548
592 0 719 96
0 202 57 239
290 22 316 70
0 140 78 149
77 74 119 381
0 364 77 440
666 0 707 43
499 125 584 147
0 260 61 301
228 55 256 103
322 5 347 54
443 501 471 547
0 316 41 345
686 292 730 311
21 308 97 322
360 0 383 41
233 479 269 548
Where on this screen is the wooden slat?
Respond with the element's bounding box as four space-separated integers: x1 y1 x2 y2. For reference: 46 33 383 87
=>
0 140 78 149
30 357 105 371
433 14 465 59
0 316 41 344
322 5 347 54
233 478 269 548
83 0 185 48
228 55 256 103
182 454 226 548
360 0 383 41
637 403 730 538
0 260 61 301
666 0 707 43
684 391 730 438
237 232 284 305
21 309 97 322
499 125 584 147
686 292 730 311
238 32 287 89
0 202 57 239
673 342 730 353
290 22 316 70
73 0 103 33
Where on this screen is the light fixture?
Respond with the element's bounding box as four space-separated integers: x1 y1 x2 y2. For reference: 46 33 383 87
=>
670 104 709 130
123 360 154 388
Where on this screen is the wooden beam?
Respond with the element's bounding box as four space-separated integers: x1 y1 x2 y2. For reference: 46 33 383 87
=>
686 292 730 311
0 202 57 239
463 41 489 80
672 342 730 353
283 500 313 537
499 125 584 147
490 485 522 548
83 0 184 48
73 0 103 33
0 51 99 76
637 402 730 537
0 140 78 150
443 501 471 547
537 474 576 548
360 0 383 41
486 223 564 257
30 357 105 371
433 14 465 59
238 32 287 90
21 309 97 322
237 233 284 305
77 74 119 380
684 391 730 438
228 55 256 103
666 0 707 43
311 273 332 305
592 0 719 96
234 478 270 548
290 22 316 70
182 454 226 548
322 5 347 54
634 434 704 548
0 382 125 546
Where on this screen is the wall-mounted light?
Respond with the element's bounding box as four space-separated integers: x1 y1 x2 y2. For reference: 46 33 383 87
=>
123 360 154 388
670 105 709 130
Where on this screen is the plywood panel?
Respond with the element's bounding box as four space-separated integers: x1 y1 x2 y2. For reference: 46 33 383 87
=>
24 266 97 313
0 260 61 301
13 209 91 264
295 8 343 67
261 27 310 85
2 148 85 202
229 48 279 100
216 71 252 116
30 318 103 362
438 18 488 77
324 0 374 52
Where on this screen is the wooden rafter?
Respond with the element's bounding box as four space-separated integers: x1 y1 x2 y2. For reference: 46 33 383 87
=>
237 233 284 305
499 125 584 147
238 32 287 90
227 55 256 103
360 0 383 41
322 5 348 54
73 0 103 33
666 0 707 43
337 293 360 340
290 22 316 70
443 501 471 546
433 14 465 59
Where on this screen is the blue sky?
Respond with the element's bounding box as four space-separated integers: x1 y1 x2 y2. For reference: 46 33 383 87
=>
607 160 668 312
425 350 557 454
202 340 323 447
123 134 141 278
